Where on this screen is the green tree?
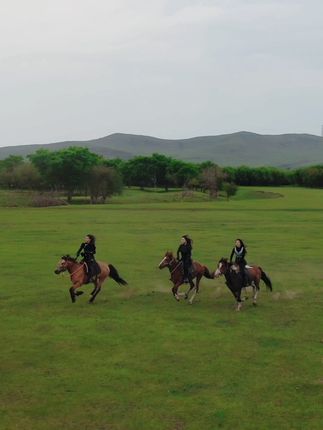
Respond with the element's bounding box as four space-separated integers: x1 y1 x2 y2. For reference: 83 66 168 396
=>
199 165 226 198
30 147 100 202
0 155 24 172
223 182 238 200
121 157 155 189
88 165 123 203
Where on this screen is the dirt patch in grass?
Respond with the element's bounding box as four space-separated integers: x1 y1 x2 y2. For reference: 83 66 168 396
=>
252 190 284 199
272 290 300 300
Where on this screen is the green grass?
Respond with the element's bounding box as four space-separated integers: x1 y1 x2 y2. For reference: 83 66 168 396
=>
0 187 323 429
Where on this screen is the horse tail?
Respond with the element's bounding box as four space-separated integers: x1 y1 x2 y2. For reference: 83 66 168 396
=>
260 268 272 291
108 264 128 286
203 266 214 279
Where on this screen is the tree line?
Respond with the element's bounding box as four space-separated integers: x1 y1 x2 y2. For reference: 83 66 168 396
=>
0 147 322 203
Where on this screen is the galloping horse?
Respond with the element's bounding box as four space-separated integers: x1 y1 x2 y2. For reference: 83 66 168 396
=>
54 255 127 303
214 258 272 310
158 251 214 303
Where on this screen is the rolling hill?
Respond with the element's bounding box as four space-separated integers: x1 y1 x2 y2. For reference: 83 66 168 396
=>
1 131 323 167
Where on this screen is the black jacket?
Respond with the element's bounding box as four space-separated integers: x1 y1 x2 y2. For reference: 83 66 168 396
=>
230 246 246 264
177 244 192 263
76 242 96 261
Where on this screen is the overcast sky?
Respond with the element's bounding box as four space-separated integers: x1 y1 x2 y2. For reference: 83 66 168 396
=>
1 0 322 146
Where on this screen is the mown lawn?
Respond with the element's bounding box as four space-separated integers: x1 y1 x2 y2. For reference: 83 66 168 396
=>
0 187 322 429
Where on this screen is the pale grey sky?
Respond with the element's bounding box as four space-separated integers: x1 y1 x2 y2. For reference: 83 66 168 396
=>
0 0 322 146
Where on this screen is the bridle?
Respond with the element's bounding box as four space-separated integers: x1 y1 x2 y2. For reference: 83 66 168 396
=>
159 254 182 274
215 260 230 277
56 258 85 277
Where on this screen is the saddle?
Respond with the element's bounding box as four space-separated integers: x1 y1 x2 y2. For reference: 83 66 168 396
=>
83 261 101 283
231 264 252 286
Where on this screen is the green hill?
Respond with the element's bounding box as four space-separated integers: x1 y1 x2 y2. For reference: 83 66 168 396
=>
1 131 323 166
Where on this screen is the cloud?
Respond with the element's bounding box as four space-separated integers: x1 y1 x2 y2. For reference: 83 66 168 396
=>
0 0 323 145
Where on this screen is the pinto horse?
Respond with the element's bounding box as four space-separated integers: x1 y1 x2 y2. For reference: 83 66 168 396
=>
158 251 214 303
214 258 272 310
54 255 127 303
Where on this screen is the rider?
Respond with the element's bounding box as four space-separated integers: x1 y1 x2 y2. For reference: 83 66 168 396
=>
76 234 98 282
230 238 248 286
177 235 194 287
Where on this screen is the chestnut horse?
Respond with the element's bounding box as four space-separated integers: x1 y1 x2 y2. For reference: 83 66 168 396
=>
158 251 214 303
214 258 272 310
54 255 127 303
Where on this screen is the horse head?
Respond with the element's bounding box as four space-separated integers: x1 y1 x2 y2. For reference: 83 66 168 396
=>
214 258 231 278
54 255 77 274
158 251 176 270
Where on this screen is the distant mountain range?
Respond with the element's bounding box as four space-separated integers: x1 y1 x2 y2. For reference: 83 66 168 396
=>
1 131 323 167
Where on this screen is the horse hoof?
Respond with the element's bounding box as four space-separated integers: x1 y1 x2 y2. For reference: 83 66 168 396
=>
253 302 257 306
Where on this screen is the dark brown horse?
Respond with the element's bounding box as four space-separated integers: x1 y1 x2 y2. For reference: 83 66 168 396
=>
214 258 272 310
158 251 214 303
54 255 127 303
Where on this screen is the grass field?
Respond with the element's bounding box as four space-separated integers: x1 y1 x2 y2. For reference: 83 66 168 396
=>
1 187 322 430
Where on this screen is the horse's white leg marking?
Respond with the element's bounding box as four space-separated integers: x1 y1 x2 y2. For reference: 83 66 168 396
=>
253 286 258 305
189 287 197 304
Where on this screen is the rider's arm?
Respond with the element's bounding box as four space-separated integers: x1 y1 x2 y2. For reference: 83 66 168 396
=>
229 248 234 263
76 243 85 257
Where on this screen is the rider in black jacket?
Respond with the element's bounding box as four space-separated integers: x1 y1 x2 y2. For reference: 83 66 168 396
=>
230 238 247 286
76 234 97 282
177 235 194 287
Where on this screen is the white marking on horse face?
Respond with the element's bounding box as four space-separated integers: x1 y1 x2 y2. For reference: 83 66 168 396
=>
158 256 167 268
55 259 67 274
214 268 222 277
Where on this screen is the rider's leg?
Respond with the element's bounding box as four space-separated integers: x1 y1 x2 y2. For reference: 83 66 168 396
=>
183 261 189 283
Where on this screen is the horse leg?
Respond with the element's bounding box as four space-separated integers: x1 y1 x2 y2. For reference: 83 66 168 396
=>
89 280 102 304
69 286 76 303
241 286 248 301
184 285 191 300
189 274 201 305
89 287 101 303
172 282 181 302
184 281 195 300
235 288 243 311
252 281 260 306
75 291 84 296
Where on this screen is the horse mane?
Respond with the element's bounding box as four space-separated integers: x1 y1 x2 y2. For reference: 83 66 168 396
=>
62 255 77 263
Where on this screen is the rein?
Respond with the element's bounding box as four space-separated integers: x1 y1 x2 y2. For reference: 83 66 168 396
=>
68 263 85 278
169 260 182 274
